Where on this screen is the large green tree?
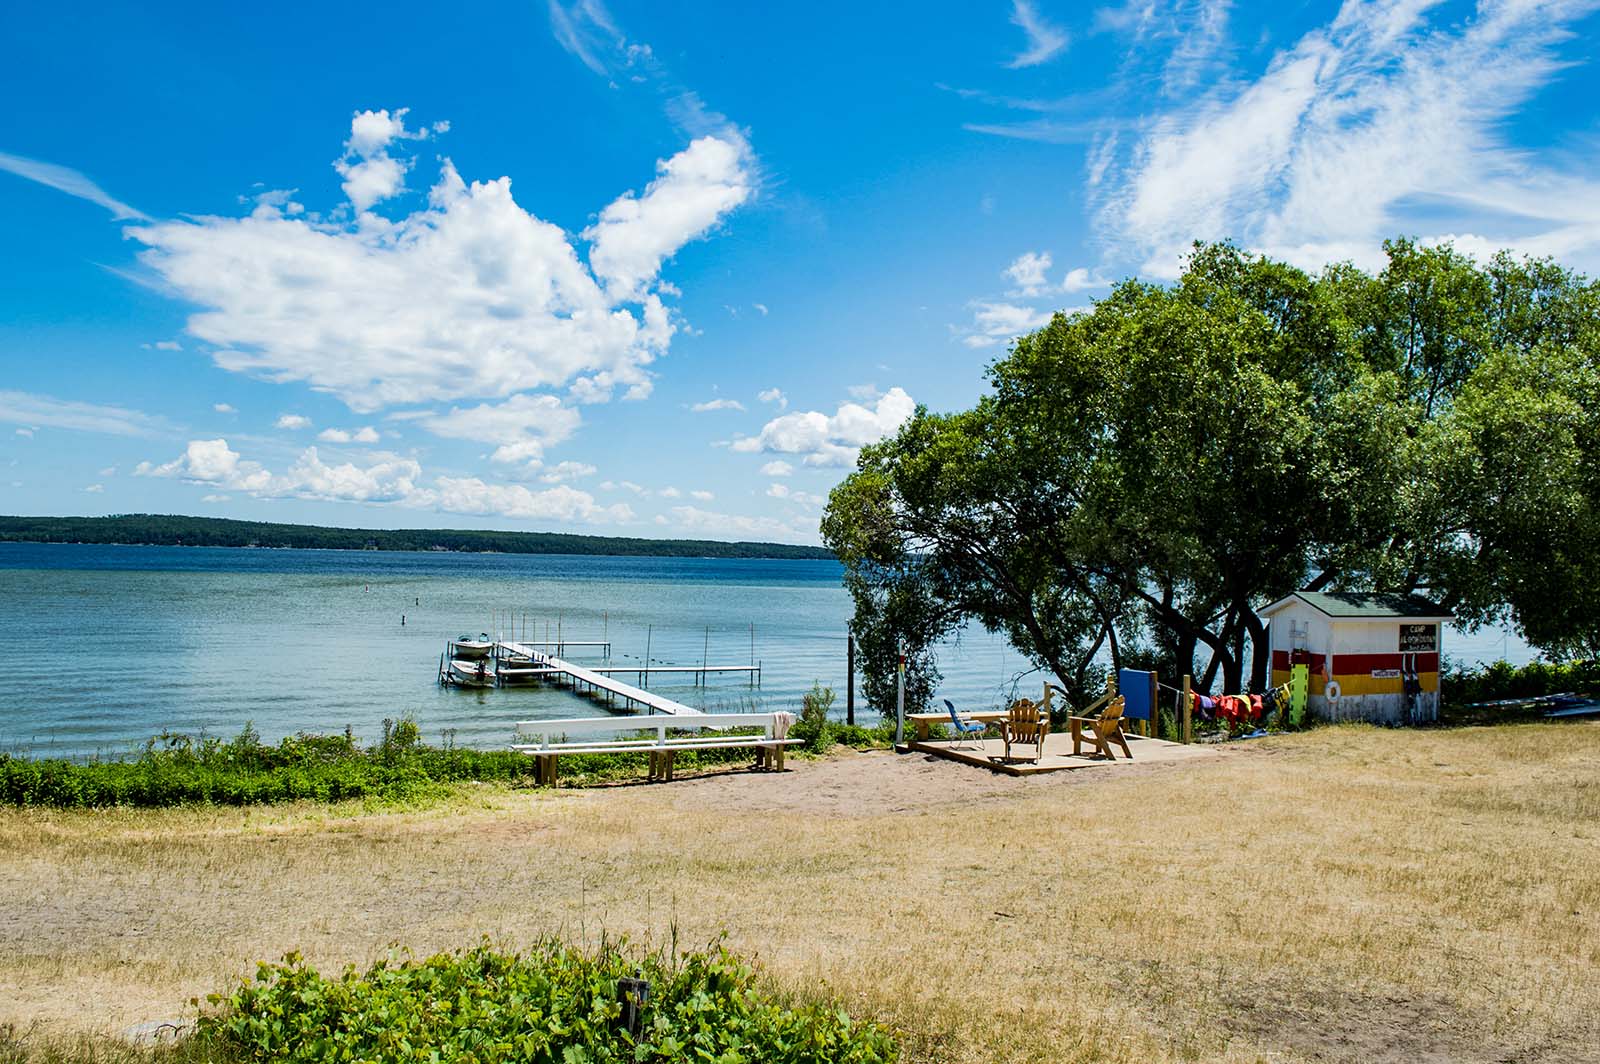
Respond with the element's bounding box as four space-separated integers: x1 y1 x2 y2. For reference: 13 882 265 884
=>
823 241 1600 713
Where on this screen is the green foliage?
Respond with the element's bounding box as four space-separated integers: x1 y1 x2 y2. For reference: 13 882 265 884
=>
788 683 895 753
0 722 766 809
195 941 897 1064
823 239 1600 701
0 514 834 561
792 683 837 753
1442 658 1600 707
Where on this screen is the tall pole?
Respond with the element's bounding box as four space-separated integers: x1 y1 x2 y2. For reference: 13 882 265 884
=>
846 632 856 726
894 637 906 747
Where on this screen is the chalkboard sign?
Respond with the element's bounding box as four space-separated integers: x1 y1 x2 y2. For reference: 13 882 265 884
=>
1399 624 1437 652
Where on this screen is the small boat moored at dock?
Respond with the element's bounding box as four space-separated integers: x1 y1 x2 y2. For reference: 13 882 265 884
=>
442 656 496 688
449 633 494 659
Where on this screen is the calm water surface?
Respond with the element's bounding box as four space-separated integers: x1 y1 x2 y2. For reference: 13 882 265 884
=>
0 544 1535 758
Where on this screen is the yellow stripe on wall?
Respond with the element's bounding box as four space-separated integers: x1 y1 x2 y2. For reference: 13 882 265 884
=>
1269 670 1440 696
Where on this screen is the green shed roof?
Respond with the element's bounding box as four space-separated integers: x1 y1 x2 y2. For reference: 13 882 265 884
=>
1261 591 1453 620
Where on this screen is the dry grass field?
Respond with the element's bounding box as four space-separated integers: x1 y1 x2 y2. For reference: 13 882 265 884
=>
1 721 1597 1063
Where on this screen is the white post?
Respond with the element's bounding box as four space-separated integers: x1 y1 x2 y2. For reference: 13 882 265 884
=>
895 637 906 746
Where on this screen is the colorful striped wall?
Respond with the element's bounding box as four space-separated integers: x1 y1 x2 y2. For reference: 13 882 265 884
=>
1270 650 1439 696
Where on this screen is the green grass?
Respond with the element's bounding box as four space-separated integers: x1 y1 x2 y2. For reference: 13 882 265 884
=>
0 721 793 810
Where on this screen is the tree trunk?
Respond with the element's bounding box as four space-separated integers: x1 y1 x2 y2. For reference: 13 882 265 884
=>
1242 607 1270 691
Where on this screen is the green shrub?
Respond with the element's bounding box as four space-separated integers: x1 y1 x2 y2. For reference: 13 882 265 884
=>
1441 657 1600 706
0 722 775 810
197 941 897 1064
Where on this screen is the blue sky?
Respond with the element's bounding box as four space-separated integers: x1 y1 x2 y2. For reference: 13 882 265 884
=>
3 0 1598 543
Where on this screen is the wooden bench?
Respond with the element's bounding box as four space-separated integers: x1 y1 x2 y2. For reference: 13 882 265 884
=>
512 713 801 785
906 710 1011 742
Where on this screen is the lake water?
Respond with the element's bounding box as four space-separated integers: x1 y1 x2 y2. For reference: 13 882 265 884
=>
0 544 1537 758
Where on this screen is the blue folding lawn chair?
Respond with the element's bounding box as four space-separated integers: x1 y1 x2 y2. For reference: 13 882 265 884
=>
944 699 987 750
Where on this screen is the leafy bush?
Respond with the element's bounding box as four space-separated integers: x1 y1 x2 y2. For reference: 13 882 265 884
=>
1441 657 1600 706
787 685 895 754
793 683 837 753
197 941 897 1064
0 722 769 810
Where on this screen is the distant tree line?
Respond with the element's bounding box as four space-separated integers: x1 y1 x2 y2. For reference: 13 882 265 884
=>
823 239 1600 712
0 513 835 561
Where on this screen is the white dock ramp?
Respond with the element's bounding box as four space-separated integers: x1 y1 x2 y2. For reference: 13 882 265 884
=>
496 643 695 715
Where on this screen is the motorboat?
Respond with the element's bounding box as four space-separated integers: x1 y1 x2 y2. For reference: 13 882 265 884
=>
449 633 494 660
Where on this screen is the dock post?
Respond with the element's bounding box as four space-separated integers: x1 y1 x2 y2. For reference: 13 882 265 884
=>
846 632 855 725
702 626 709 687
644 624 652 687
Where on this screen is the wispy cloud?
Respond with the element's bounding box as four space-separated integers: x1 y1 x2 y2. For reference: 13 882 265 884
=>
690 398 745 412
137 437 630 523
0 152 149 221
1094 0 1600 276
0 390 167 437
1008 1 1070 68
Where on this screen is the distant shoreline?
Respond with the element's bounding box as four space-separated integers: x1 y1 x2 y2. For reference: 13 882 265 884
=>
0 514 835 562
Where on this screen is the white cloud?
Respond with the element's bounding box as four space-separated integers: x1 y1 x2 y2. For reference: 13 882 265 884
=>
1096 0 1600 276
690 397 745 412
141 340 182 351
753 302 768 315
201 493 230 503
759 460 793 477
83 483 104 493
213 403 236 414
0 390 165 437
137 437 628 524
732 387 915 467
766 482 824 507
98 466 116 477
961 301 1053 348
654 504 810 543
125 120 752 413
757 387 787 410
1004 250 1053 296
275 414 312 430
689 489 714 501
1061 266 1111 293
334 108 442 212
14 428 32 438
539 460 597 483
400 394 580 468
317 426 381 444
659 486 682 498
0 151 148 220
584 135 753 300
1008 1 1070 68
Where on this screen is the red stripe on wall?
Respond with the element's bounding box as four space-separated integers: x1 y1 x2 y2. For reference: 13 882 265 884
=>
1272 650 1440 673
1271 650 1324 674
1333 652 1439 673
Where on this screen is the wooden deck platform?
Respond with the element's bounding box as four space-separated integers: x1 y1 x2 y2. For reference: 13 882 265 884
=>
910 731 1220 775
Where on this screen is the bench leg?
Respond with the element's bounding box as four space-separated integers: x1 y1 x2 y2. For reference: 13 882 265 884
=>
776 744 786 771
664 750 676 782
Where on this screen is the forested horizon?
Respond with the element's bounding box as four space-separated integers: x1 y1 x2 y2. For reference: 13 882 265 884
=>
0 514 835 561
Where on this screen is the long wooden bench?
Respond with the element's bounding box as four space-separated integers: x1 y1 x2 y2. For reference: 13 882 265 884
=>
512 713 800 784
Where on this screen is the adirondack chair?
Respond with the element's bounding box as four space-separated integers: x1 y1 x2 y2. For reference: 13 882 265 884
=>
1000 697 1049 763
1070 695 1132 760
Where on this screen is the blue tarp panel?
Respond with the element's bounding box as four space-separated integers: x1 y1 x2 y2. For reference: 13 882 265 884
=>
1119 668 1157 720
